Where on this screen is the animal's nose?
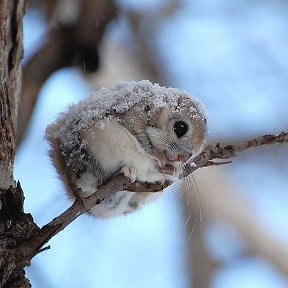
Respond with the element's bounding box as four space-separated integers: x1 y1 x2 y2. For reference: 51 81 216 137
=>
165 150 191 162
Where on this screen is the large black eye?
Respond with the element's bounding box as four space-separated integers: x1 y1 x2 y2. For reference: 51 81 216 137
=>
173 121 189 138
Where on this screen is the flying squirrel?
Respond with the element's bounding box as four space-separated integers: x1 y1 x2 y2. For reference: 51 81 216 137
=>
46 80 208 218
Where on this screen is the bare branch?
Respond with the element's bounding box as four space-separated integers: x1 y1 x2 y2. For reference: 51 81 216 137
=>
12 131 288 270
185 132 288 175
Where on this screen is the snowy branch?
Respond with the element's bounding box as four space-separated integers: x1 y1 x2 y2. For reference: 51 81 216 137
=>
14 132 288 269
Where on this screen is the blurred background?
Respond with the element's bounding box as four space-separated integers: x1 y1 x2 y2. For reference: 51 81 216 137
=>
15 0 288 287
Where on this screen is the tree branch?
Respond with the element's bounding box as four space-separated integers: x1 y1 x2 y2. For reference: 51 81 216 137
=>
13 132 288 270
186 132 288 174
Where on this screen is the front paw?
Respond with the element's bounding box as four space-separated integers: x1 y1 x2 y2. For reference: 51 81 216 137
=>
159 165 175 176
149 150 166 168
121 165 137 183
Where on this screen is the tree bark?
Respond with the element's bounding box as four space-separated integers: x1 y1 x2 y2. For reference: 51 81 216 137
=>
0 1 39 287
0 1 117 286
0 0 24 189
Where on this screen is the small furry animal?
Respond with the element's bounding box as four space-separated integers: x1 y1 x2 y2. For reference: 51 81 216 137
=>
46 80 207 218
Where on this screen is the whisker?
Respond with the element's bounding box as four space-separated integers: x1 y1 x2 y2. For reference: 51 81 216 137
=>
190 173 203 229
128 117 181 156
181 177 197 240
180 164 203 241
128 117 203 239
146 129 178 152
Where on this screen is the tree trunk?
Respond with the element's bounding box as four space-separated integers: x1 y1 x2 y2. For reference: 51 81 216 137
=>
0 0 23 189
0 1 39 287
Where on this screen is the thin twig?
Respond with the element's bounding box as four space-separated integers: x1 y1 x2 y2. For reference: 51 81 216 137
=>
185 132 288 174
14 132 288 267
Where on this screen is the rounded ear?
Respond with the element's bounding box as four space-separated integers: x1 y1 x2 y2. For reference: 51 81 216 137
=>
156 107 171 129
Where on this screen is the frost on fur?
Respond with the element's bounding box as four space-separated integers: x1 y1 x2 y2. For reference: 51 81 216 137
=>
45 80 207 154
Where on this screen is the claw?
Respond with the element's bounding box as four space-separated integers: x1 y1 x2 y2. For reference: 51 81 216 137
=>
149 151 166 168
121 165 137 183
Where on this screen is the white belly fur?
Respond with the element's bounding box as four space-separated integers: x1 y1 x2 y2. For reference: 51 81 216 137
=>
82 118 165 183
77 118 164 218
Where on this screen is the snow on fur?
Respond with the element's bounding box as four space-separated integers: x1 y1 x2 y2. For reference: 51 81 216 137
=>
45 80 206 151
